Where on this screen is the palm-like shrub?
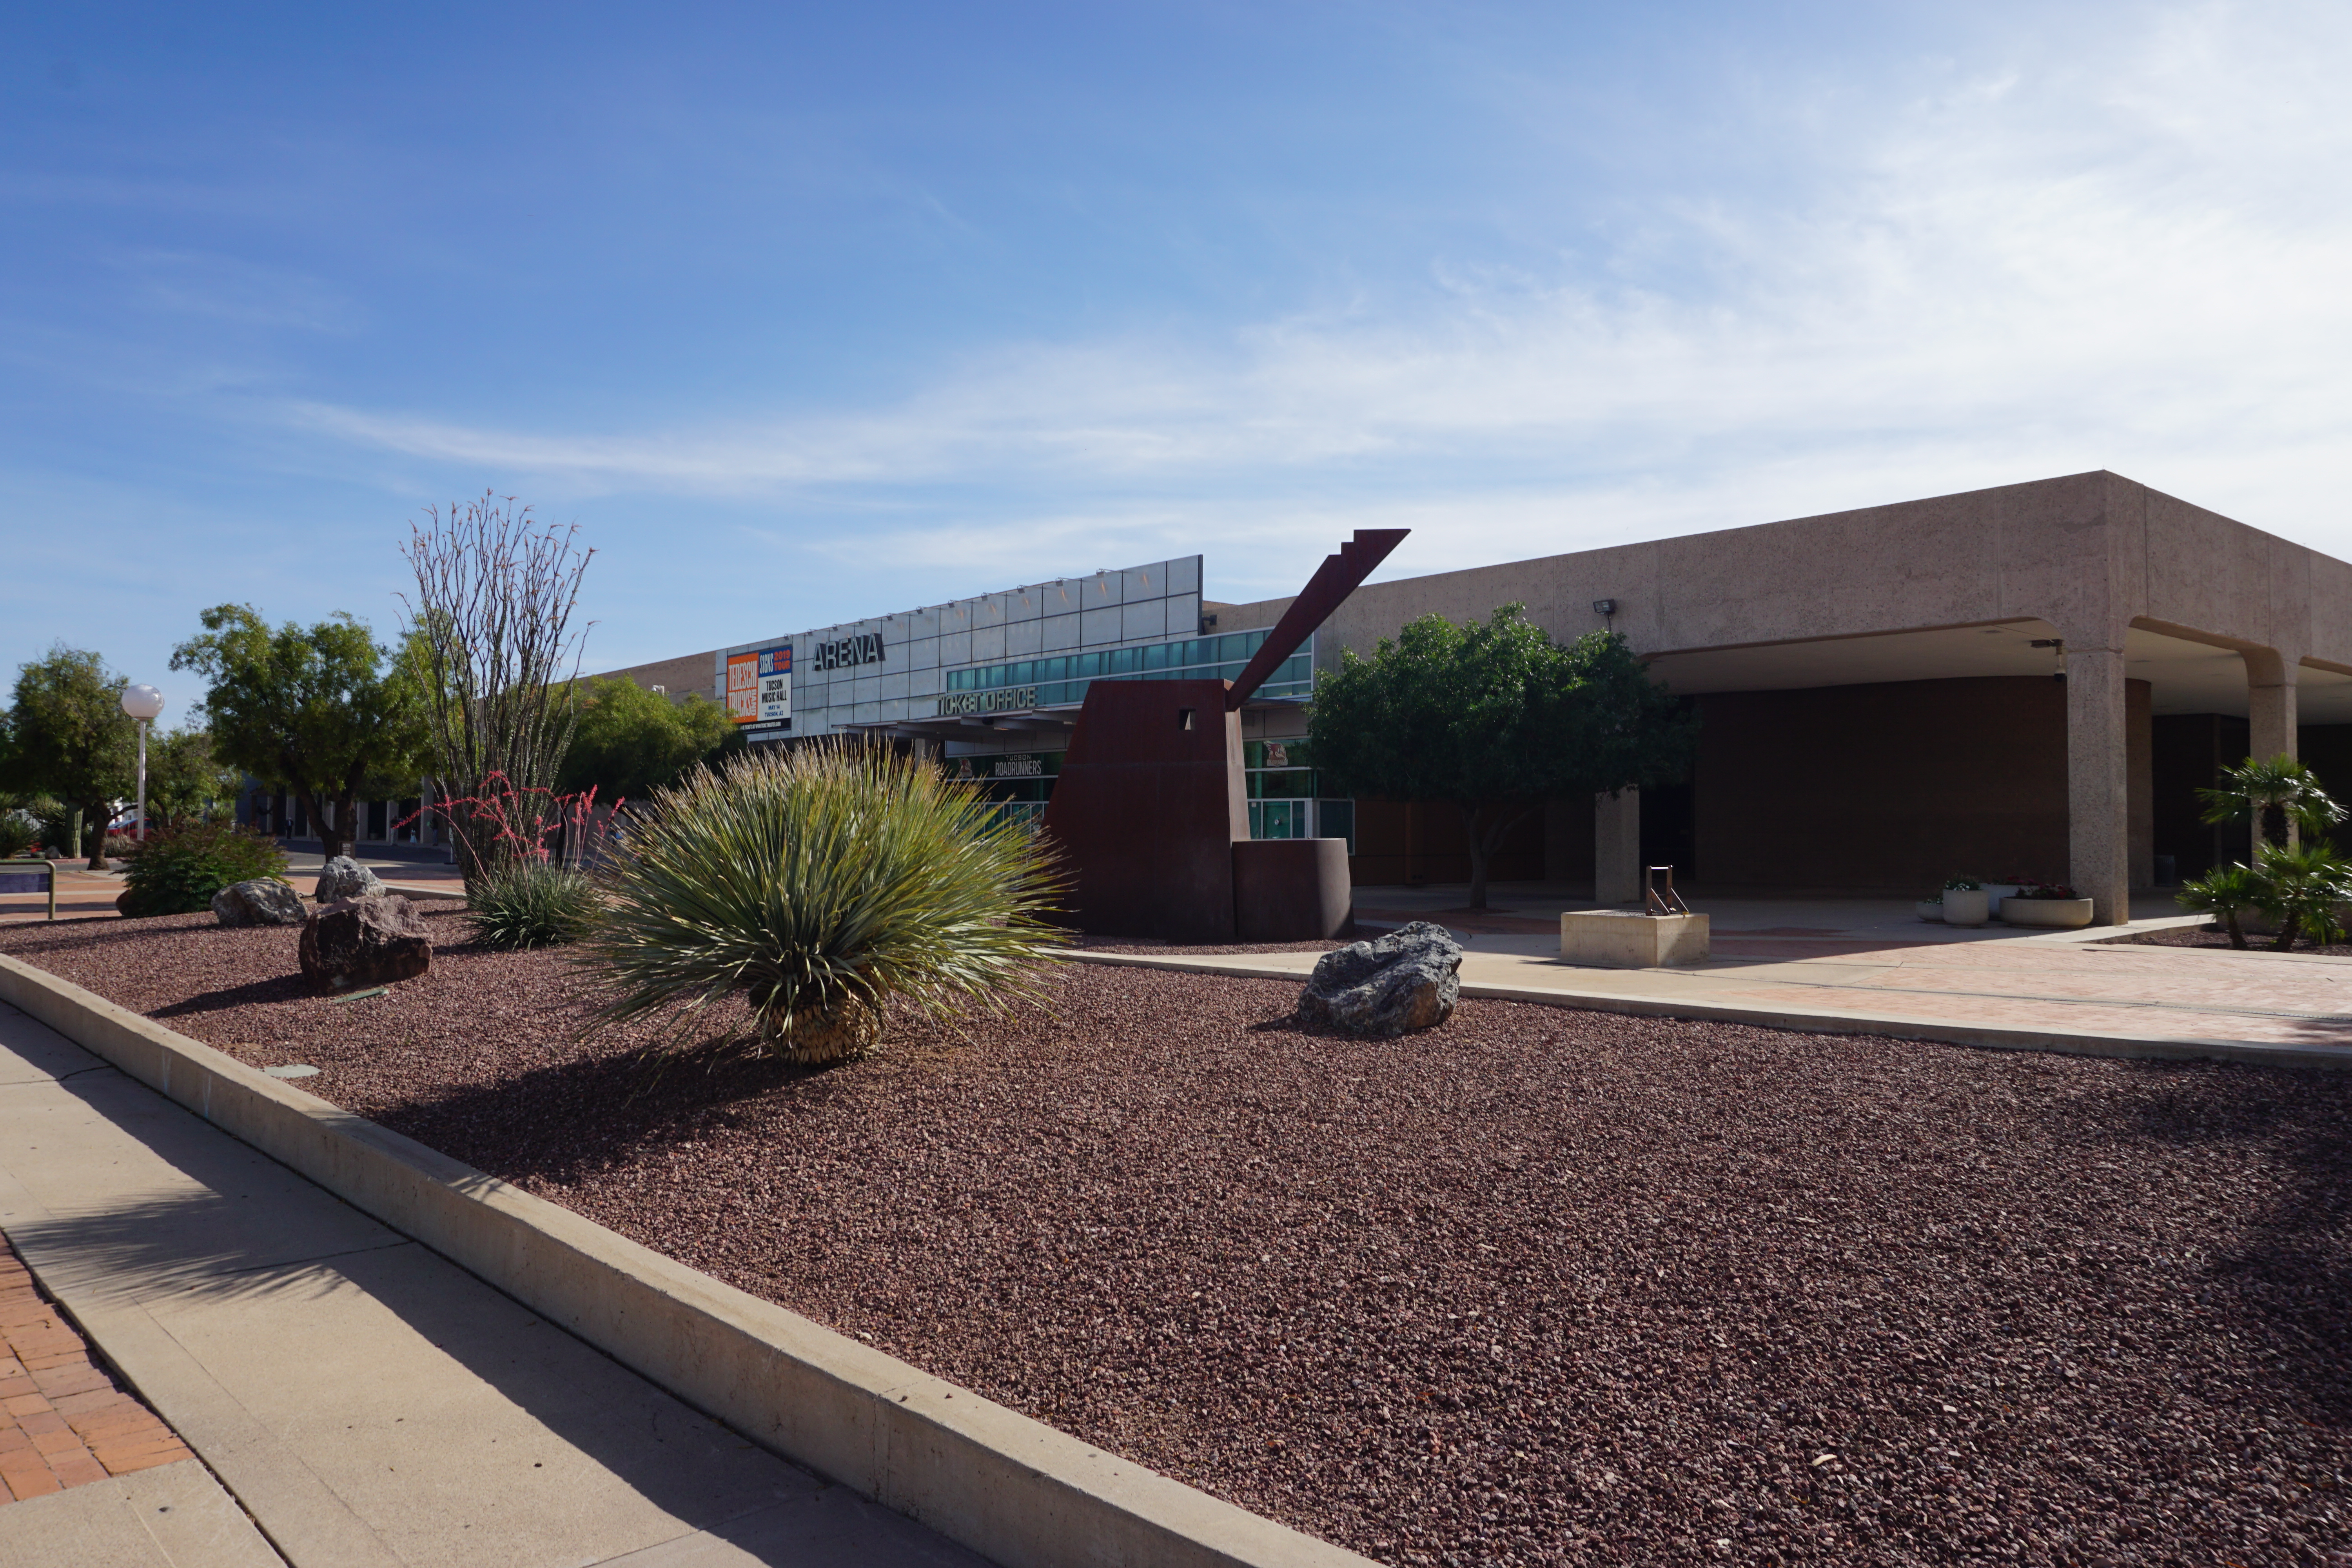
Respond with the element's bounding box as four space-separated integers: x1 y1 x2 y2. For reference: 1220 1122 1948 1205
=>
584 741 1062 1064
118 821 290 918
2176 864 2263 949
2198 753 2346 851
2249 840 2352 951
467 860 601 949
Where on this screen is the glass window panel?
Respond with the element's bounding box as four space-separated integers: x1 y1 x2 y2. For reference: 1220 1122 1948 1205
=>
1247 801 1261 838
1218 633 1248 662
1143 642 1170 669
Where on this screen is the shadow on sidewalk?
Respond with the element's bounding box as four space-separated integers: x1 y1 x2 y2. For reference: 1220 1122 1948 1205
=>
5 1081 982 1567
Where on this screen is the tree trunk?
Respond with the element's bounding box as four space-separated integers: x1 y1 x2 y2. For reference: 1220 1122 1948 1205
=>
304 787 352 861
1464 806 1492 909
2222 909 2247 949
1461 802 1538 911
2270 912 2301 953
81 799 108 871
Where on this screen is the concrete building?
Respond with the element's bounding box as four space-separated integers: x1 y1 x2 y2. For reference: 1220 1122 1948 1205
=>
595 472 2352 926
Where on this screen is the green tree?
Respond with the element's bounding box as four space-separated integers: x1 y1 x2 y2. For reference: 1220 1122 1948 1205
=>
557 677 742 802
171 606 434 861
144 726 245 829
8 646 136 869
1307 605 1698 908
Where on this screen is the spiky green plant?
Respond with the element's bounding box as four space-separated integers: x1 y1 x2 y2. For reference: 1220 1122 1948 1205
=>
2176 863 2263 949
2249 840 2352 952
467 860 601 949
583 740 1063 1064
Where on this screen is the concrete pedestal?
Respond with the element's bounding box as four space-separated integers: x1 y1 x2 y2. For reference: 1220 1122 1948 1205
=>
1560 909 1710 967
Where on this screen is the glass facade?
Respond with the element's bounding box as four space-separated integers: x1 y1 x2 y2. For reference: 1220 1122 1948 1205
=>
942 629 1313 709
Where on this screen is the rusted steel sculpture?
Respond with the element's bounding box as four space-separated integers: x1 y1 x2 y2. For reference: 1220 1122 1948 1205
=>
1042 528 1407 940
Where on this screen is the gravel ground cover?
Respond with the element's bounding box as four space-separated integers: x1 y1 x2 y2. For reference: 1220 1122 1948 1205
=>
4 911 2348 1567
2108 923 2352 958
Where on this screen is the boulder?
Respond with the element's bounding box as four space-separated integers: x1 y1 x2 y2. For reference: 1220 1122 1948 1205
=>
314 856 387 903
1296 920 1464 1037
299 894 432 989
211 878 306 927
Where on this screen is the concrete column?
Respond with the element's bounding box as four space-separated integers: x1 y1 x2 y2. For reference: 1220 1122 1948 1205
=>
2244 646 2300 764
1595 788 1640 905
2067 647 2131 926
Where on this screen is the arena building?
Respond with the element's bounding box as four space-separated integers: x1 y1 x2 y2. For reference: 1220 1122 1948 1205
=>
590 471 2352 926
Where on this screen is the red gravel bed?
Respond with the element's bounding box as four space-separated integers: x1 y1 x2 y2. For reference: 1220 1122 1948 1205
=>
2107 923 2352 958
4 911 2348 1566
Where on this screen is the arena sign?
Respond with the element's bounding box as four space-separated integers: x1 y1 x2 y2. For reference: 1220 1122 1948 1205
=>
811 632 885 671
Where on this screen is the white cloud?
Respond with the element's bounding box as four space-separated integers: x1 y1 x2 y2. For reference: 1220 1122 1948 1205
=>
286 0 2352 584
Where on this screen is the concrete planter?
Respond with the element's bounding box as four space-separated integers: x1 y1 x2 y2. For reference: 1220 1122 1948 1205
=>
1915 900 1944 923
2000 897 2094 928
1560 910 1710 967
1942 887 1990 927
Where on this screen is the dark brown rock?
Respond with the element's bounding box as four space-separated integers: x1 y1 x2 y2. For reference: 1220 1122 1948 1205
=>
298 894 432 989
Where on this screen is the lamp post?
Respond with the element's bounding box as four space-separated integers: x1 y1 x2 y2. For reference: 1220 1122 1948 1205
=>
119 684 165 843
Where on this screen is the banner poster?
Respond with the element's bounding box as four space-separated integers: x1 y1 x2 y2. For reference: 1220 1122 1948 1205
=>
757 644 793 722
726 652 759 723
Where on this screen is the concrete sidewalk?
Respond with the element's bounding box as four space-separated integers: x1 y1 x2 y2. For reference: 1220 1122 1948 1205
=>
0 1001 985 1568
1103 889 2352 1062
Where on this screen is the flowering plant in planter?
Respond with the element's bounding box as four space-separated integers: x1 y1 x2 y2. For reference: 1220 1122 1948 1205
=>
2007 879 2080 900
1942 875 1982 891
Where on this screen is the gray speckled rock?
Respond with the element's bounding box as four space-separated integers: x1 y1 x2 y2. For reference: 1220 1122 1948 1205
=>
314 855 386 903
1296 920 1464 1036
210 878 306 927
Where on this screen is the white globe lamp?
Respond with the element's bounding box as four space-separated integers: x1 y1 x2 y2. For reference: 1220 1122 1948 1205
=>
120 684 166 844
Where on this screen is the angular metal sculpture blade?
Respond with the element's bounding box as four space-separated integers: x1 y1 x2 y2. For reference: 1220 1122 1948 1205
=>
1224 528 1409 710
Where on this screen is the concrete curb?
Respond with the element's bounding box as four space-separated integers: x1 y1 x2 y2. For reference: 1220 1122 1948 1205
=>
1060 951 2352 1072
0 952 1374 1568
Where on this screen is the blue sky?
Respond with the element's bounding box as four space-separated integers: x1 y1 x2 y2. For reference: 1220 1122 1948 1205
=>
6 2 2349 713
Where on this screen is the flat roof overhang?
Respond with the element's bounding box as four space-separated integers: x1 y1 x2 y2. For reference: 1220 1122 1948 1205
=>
1645 619 2352 722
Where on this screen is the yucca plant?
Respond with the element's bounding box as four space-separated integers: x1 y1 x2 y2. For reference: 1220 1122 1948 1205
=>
2176 863 2262 949
467 860 602 949
583 740 1063 1065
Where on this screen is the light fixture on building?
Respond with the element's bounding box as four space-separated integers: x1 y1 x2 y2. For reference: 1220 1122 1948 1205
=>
2031 637 2065 682
1592 599 1617 616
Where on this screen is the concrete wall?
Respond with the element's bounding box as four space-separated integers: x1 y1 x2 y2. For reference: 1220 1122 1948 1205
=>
584 651 724 703
1688 677 2068 891
1347 798 1545 887
1310 472 2352 674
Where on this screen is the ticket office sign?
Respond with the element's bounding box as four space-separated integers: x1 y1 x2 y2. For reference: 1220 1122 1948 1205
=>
728 645 793 730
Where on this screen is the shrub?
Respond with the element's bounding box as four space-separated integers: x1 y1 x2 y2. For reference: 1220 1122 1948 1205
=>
467 860 601 949
0 809 38 860
585 740 1062 1065
117 821 290 918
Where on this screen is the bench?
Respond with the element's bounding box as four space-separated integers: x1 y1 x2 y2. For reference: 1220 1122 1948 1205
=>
0 859 58 921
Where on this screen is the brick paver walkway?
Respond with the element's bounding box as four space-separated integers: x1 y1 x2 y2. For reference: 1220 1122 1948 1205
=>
0 1236 191 1503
